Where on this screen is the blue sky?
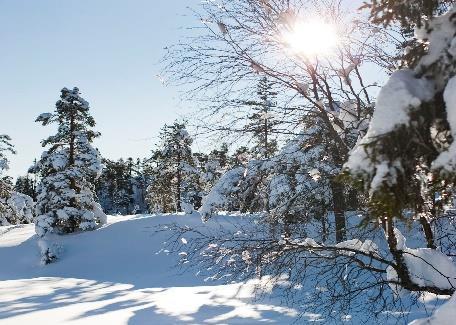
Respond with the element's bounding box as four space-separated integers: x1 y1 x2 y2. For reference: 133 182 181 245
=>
0 0 199 178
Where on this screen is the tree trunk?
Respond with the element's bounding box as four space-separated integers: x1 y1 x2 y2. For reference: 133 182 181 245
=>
68 109 78 232
176 150 182 213
69 110 75 166
332 180 346 243
385 215 413 285
321 215 327 242
264 115 268 159
420 215 436 249
385 215 453 295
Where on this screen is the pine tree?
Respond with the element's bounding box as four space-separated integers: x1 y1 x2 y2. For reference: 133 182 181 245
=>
146 122 198 213
244 77 279 159
145 151 175 213
363 0 452 29
131 158 148 214
31 87 106 263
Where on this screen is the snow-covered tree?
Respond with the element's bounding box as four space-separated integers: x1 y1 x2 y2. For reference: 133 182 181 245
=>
0 135 15 225
344 4 456 296
161 0 456 321
164 0 390 243
198 144 229 192
96 158 147 215
364 0 453 28
31 87 106 264
0 136 35 226
146 122 200 213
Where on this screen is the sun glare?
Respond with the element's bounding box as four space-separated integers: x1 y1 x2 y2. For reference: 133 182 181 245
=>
282 20 339 58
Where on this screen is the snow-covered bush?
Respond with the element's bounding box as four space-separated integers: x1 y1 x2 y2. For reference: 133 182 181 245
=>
1 192 35 225
200 166 245 220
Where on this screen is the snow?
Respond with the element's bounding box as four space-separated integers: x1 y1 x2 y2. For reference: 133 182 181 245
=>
200 167 244 220
410 293 456 325
0 214 299 324
432 76 456 171
354 70 434 139
415 6 456 89
388 229 456 291
404 248 456 290
345 70 435 192
335 238 379 255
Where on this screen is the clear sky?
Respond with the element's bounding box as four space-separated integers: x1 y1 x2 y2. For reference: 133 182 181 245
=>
0 0 199 178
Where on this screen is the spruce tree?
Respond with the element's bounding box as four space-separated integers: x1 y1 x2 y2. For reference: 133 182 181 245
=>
31 87 106 263
363 0 452 29
200 144 229 193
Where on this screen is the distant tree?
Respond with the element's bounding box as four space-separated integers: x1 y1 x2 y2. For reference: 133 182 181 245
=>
146 122 198 213
15 174 37 200
244 77 279 159
96 157 147 215
198 144 229 193
96 158 133 214
31 87 106 264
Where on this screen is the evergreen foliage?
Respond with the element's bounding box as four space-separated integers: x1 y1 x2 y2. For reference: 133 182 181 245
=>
0 135 35 226
96 158 147 215
31 87 106 263
15 175 37 201
146 122 199 213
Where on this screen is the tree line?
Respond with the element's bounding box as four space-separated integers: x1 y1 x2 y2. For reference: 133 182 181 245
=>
0 77 284 222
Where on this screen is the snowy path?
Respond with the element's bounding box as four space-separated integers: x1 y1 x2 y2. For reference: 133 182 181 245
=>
0 215 298 325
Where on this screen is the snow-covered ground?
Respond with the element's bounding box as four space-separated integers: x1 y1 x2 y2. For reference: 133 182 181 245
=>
0 214 298 325
0 214 453 324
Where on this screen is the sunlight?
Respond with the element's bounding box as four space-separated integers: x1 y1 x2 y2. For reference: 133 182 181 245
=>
282 19 339 57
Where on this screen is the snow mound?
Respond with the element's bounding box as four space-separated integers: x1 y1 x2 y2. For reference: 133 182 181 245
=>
387 229 456 291
410 293 456 325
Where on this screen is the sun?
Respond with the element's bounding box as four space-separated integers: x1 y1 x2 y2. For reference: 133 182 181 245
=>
282 20 339 58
